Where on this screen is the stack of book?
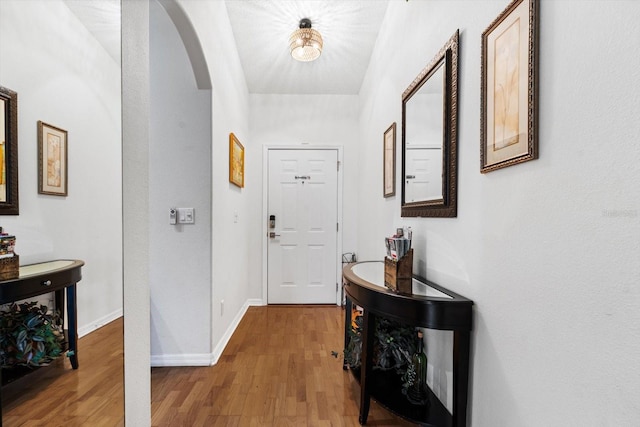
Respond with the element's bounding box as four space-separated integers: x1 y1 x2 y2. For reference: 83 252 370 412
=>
0 233 16 259
0 227 18 280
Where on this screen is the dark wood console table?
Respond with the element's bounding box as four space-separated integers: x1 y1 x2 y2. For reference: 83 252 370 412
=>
343 261 473 427
0 259 84 422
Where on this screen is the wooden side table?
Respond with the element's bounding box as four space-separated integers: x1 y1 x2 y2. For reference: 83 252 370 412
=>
343 261 473 426
0 259 84 423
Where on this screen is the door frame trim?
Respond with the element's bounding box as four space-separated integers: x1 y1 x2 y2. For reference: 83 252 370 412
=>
262 145 344 306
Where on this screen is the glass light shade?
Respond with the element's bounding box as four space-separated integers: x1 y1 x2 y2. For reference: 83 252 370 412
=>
289 27 323 62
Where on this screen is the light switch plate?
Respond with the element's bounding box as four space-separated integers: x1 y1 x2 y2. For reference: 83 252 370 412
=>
176 207 195 224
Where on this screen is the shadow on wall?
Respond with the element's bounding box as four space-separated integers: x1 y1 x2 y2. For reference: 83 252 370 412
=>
412 230 469 288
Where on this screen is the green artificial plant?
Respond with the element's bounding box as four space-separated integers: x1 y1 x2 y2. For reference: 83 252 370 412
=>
0 301 65 368
372 317 417 372
344 313 419 395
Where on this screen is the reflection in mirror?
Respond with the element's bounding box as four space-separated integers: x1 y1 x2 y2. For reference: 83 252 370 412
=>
0 0 123 424
402 30 459 218
404 63 445 203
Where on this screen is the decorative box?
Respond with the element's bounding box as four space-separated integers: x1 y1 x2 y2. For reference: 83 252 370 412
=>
0 254 19 281
384 249 413 295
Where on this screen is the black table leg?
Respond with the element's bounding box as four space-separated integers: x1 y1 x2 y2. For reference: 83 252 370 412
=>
0 368 3 427
66 284 79 369
453 330 470 427
343 296 352 370
358 309 375 425
54 289 64 319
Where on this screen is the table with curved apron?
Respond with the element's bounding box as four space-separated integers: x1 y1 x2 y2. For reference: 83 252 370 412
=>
343 261 473 427
0 259 84 423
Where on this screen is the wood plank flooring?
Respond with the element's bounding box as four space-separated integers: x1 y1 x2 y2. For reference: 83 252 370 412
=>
150 305 413 426
3 306 414 426
2 317 124 426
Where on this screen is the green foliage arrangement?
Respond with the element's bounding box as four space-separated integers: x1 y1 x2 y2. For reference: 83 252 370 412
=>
372 317 417 372
0 301 65 368
344 313 418 395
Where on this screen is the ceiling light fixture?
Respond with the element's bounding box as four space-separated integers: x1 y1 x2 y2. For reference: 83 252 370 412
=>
289 18 323 62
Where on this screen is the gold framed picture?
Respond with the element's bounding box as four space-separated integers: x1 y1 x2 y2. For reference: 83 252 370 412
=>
38 121 68 196
383 122 396 198
229 132 244 188
481 0 538 173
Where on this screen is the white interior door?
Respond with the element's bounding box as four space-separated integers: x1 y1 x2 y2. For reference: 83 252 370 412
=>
267 149 338 304
405 147 443 202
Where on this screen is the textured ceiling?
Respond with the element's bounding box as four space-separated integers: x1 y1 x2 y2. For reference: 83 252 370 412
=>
64 0 121 65
62 0 389 95
225 0 389 94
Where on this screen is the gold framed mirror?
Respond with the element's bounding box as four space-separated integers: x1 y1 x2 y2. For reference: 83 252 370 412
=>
0 86 18 215
1 1 123 423
401 30 459 218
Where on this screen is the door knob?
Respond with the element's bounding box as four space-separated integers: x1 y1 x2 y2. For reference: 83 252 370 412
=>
269 232 281 239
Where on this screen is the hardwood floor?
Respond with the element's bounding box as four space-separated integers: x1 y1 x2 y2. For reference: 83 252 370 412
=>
150 305 413 426
3 306 414 426
1 317 124 426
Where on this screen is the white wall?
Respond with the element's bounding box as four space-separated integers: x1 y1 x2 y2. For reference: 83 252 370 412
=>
359 1 640 426
249 94 360 293
174 0 252 359
149 0 213 364
0 0 122 334
122 0 640 423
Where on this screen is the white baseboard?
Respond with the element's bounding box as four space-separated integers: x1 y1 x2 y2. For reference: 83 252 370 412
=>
150 298 264 368
211 298 263 365
151 353 214 367
78 308 123 338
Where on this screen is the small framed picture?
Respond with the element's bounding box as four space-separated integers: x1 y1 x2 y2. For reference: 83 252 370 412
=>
38 121 68 196
229 132 244 188
481 0 538 173
383 122 396 197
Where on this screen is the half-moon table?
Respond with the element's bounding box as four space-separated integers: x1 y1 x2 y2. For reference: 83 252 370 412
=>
342 261 473 427
0 259 84 423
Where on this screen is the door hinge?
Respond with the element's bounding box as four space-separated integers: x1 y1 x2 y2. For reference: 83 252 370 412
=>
337 222 339 232
337 161 340 171
336 282 339 292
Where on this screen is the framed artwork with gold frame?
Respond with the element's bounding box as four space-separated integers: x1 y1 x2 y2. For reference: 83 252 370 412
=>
383 122 396 198
38 121 68 196
229 132 244 188
481 0 538 173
